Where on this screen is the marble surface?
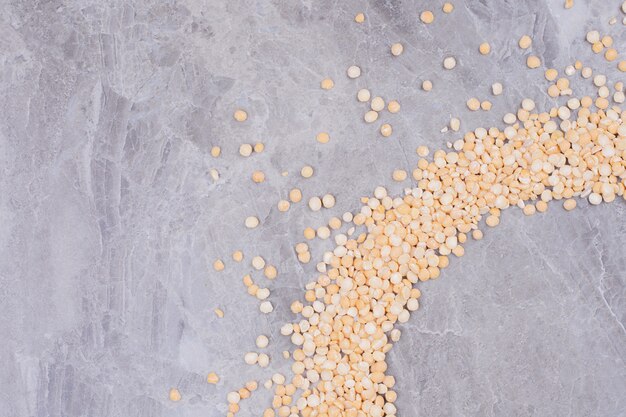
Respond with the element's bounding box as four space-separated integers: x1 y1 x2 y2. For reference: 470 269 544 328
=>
1 0 625 416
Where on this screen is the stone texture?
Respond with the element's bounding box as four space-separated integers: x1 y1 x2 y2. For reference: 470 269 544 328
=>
0 1 624 416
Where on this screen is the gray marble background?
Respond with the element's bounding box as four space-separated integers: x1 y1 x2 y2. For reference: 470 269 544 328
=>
1 0 625 416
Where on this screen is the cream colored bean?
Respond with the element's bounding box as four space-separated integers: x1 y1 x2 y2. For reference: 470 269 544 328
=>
364 110 379 123
245 216 259 229
347 65 361 78
308 197 322 211
357 88 371 102
443 56 456 69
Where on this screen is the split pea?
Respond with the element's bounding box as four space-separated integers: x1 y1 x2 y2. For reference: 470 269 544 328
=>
233 109 248 122
420 10 434 23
